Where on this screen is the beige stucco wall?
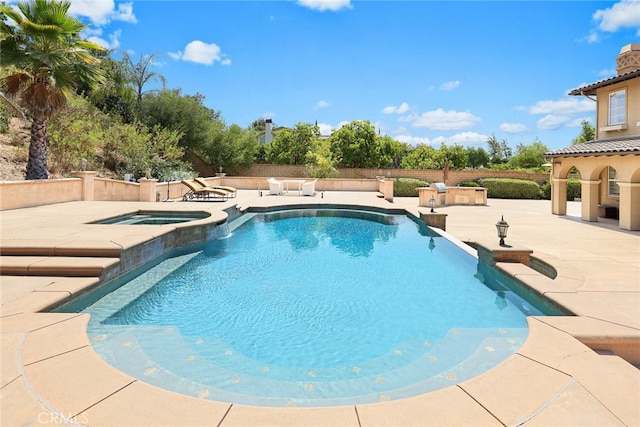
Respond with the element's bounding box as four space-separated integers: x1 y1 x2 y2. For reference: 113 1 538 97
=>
0 179 82 210
595 76 640 138
93 178 140 201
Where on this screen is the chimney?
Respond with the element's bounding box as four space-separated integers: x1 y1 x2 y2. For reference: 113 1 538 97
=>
265 118 273 144
616 43 640 75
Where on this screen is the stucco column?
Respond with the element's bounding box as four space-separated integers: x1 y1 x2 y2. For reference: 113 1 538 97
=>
618 182 640 231
581 180 601 222
138 178 158 202
551 178 567 215
71 171 96 201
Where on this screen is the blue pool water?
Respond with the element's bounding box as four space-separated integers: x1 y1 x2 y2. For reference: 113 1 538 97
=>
71 209 556 407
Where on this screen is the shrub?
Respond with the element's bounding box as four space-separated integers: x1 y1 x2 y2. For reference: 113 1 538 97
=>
477 178 541 199
0 103 10 134
541 178 581 201
459 180 480 187
541 181 551 199
567 178 582 200
394 178 429 197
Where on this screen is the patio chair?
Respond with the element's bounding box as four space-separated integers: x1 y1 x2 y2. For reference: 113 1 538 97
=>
301 179 317 196
267 178 283 195
194 177 237 197
181 180 231 201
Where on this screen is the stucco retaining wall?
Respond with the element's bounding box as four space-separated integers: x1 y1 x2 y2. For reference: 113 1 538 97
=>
0 178 82 210
233 164 549 185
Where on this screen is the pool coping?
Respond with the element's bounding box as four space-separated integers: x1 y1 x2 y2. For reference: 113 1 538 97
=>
1 192 639 426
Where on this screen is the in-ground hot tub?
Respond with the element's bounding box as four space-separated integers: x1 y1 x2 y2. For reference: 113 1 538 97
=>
92 211 210 225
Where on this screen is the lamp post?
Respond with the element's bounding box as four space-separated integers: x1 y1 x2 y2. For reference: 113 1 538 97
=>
429 195 436 213
496 215 509 247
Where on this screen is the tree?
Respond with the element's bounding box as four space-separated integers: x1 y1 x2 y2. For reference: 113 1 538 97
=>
329 120 384 168
508 139 548 170
486 134 512 164
1 0 105 179
137 89 221 151
265 122 319 165
440 143 468 170
571 120 595 145
401 144 439 169
202 124 258 174
305 138 339 178
466 146 490 168
87 52 137 122
122 52 166 104
378 136 410 168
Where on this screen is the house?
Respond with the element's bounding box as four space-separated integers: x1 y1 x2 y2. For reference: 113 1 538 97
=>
545 43 640 231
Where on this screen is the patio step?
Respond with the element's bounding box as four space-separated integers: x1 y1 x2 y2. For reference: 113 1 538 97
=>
0 255 120 277
0 240 123 257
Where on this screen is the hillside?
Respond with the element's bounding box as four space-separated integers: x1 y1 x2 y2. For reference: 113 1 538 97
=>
0 118 30 181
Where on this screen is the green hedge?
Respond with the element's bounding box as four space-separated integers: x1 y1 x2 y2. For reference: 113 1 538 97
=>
477 178 541 199
541 178 581 201
393 178 429 197
459 180 480 187
567 178 581 200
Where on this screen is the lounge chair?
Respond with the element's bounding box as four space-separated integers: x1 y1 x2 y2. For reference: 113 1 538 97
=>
194 177 237 197
301 179 317 196
181 180 231 201
267 178 283 195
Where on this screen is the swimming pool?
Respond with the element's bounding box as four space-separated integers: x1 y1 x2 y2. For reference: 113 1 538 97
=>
62 209 563 407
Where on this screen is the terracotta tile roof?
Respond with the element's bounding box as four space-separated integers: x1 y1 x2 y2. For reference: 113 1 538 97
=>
545 135 640 157
568 69 640 96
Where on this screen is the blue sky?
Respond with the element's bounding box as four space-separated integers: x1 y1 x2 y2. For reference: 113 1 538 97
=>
63 1 640 150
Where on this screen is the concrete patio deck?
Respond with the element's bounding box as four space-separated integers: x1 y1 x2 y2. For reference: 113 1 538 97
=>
1 191 639 426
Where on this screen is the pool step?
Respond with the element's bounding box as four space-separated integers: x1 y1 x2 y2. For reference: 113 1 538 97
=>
0 255 120 277
88 326 527 407
0 240 124 257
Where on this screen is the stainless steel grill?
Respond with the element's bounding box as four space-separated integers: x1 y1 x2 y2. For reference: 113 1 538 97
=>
431 182 447 193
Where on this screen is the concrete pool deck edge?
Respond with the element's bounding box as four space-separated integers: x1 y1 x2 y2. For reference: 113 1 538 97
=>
1 192 639 426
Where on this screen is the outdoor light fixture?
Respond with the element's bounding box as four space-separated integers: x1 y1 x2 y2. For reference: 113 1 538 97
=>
496 215 509 247
429 195 436 213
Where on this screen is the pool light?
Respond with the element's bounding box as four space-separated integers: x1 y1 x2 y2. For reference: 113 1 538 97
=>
496 215 509 246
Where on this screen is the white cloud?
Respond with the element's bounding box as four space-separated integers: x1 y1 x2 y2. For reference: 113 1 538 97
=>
537 115 570 130
525 98 595 115
382 102 410 114
567 117 592 127
86 28 121 49
593 0 640 34
316 123 333 136
500 123 528 134
297 0 352 12
314 100 330 109
598 67 617 78
445 132 489 146
394 134 433 146
393 130 486 148
440 80 460 91
69 0 136 26
583 30 600 44
111 2 136 23
408 108 481 130
173 41 229 66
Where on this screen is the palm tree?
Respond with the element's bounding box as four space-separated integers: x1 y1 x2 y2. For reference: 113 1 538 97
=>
1 0 105 180
122 52 166 104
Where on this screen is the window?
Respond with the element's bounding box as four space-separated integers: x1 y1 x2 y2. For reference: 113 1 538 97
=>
608 166 620 196
608 90 626 125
